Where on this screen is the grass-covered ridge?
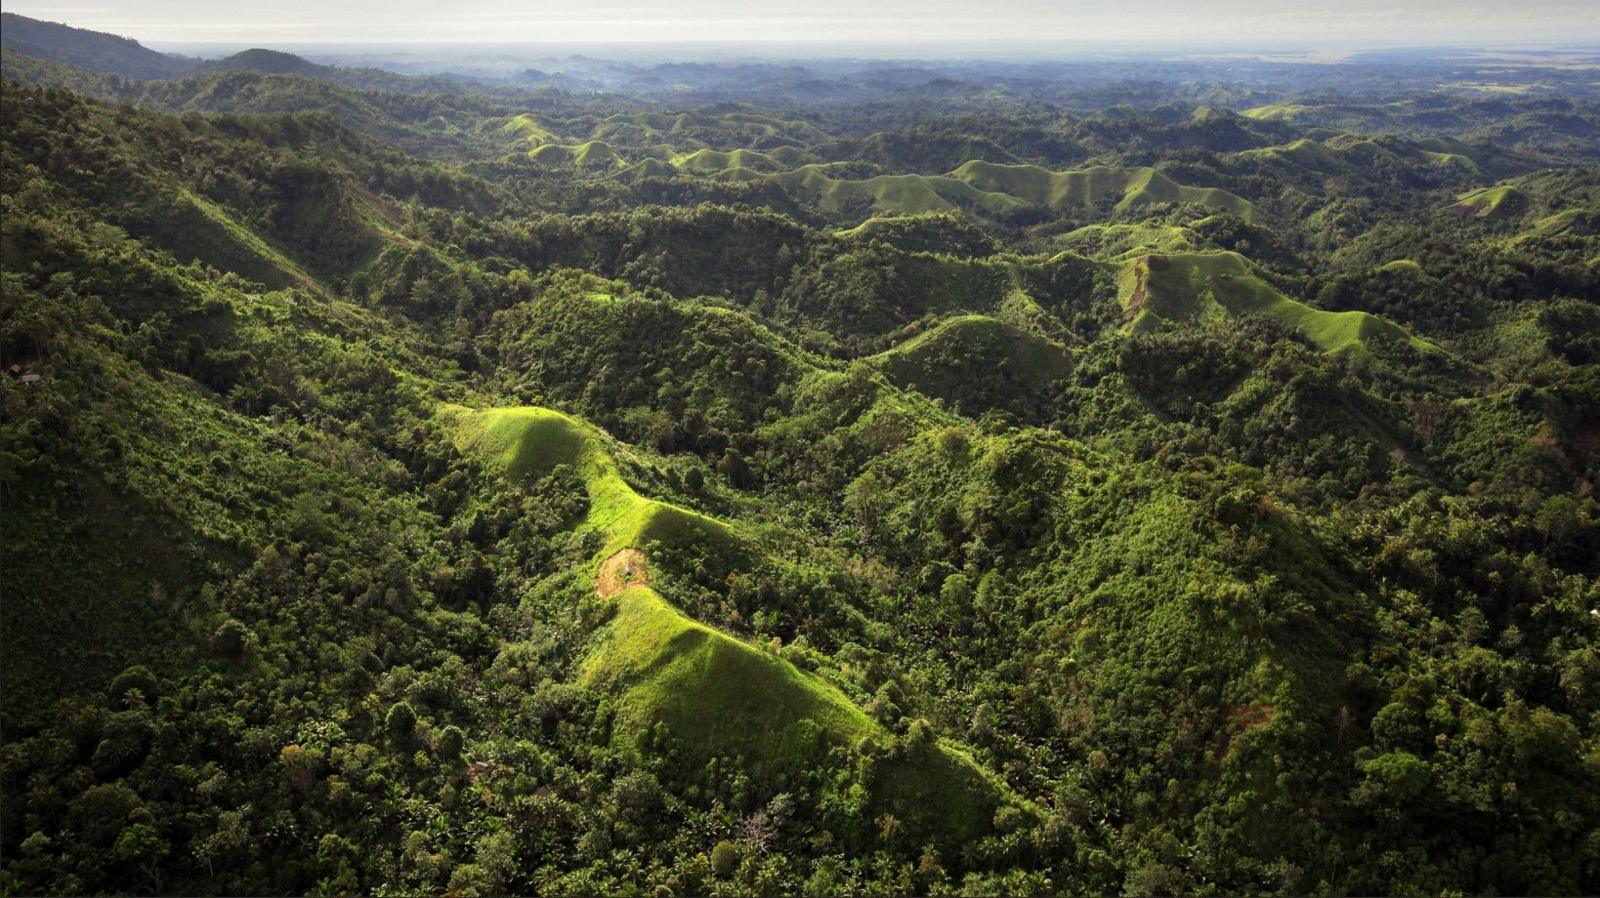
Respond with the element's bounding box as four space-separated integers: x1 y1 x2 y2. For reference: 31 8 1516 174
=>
443 403 1018 842
952 160 1261 221
870 314 1074 417
578 586 877 768
766 165 1032 218
529 139 627 169
1120 251 1438 356
443 404 740 561
1452 185 1532 219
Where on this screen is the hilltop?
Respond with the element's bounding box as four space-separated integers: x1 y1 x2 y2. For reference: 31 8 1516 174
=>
0 13 196 79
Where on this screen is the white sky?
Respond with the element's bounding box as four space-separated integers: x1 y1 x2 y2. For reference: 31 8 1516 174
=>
3 0 1597 46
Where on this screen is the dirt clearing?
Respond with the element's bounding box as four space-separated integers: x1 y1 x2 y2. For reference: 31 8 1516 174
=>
596 548 649 597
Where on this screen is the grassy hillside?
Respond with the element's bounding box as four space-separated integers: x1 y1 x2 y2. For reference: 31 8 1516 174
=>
767 165 1033 218
445 405 742 562
1451 185 1533 219
445 403 1016 843
672 147 803 174
870 314 1074 417
580 586 877 768
498 112 558 143
1120 251 1435 355
530 140 627 169
952 162 1259 220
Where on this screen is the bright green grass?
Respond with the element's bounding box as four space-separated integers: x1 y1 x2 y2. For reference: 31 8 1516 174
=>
765 161 1255 222
1452 185 1531 219
1380 258 1424 274
499 113 556 143
580 586 877 771
1121 252 1437 355
951 161 1260 221
443 404 738 561
767 166 1031 217
872 314 1073 389
615 158 678 182
706 166 767 183
996 288 1072 340
446 402 1019 837
670 147 792 174
180 189 323 293
1230 138 1343 173
1424 150 1482 173
528 140 625 169
1057 221 1199 259
590 111 830 144
1240 103 1315 121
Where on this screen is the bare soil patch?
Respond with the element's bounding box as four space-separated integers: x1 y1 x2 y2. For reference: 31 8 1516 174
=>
596 548 649 597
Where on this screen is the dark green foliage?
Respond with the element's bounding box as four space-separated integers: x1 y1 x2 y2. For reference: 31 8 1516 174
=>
711 840 741 878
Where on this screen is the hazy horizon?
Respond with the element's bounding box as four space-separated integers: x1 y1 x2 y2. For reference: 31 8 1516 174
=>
5 0 1598 49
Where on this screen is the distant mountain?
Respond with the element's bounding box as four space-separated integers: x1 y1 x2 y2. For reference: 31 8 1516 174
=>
203 48 328 78
197 46 484 97
0 12 196 79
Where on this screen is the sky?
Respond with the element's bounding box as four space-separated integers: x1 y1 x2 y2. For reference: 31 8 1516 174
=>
3 0 1598 47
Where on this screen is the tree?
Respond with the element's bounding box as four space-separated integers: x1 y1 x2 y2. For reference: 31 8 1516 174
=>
385 701 417 742
437 724 465 761
211 618 251 658
711 840 741 878
114 823 168 892
717 448 754 489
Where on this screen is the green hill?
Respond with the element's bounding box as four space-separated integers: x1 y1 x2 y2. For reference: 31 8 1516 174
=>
951 161 1261 221
1055 220 1201 259
870 314 1074 417
671 147 799 174
498 112 558 143
6 43 1600 898
1239 102 1315 121
1120 252 1434 355
767 165 1031 218
1231 137 1344 173
0 12 195 79
444 405 741 562
444 403 1020 844
1451 185 1533 219
580 585 876 766
530 140 627 170
615 157 680 181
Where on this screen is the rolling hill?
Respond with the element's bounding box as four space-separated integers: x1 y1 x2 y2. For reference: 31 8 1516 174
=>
952 161 1261 221
1119 251 1436 356
0 12 195 79
443 403 1019 845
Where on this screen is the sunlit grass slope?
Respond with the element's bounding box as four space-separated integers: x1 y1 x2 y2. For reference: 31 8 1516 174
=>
443 404 738 561
767 165 1031 217
498 113 557 143
579 586 877 769
952 161 1260 221
671 147 801 174
1119 252 1437 355
529 140 626 169
1452 185 1532 219
870 314 1074 412
443 403 1020 841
